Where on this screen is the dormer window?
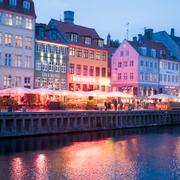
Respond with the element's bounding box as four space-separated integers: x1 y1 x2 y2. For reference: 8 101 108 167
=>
85 37 91 45
23 1 30 11
139 47 147 56
151 49 156 57
70 33 78 43
9 0 17 7
98 39 104 47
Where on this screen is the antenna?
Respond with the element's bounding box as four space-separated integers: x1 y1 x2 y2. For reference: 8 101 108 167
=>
126 22 130 40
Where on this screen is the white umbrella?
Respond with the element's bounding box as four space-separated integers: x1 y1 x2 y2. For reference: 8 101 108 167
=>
85 90 108 97
107 91 133 98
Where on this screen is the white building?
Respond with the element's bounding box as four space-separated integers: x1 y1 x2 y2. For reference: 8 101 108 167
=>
0 0 36 89
159 59 180 96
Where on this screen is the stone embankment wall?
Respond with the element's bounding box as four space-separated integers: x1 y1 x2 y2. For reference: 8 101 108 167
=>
0 110 179 138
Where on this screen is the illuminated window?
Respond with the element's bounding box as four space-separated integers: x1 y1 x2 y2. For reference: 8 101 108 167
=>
16 16 22 26
24 56 31 68
15 35 23 47
55 63 60 72
14 55 22 67
4 75 12 88
96 52 101 60
5 14 13 26
98 40 103 47
69 47 75 56
25 36 32 49
23 1 30 10
25 18 32 30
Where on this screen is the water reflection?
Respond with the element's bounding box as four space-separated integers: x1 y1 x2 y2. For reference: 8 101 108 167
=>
0 126 179 179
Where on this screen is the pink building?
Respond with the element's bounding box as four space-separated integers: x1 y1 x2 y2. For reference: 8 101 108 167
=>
111 39 168 97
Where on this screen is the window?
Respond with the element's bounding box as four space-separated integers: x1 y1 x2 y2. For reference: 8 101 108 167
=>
146 61 149 67
140 72 144 81
36 43 42 52
56 46 60 54
118 62 122 68
36 62 41 71
25 18 32 30
96 67 100 77
164 75 167 82
55 63 60 72
172 63 175 70
85 37 91 45
24 77 30 84
168 62 171 70
102 68 106 77
172 76 174 83
90 51 94 59
84 50 88 59
23 1 30 10
124 73 128 80
15 35 23 47
5 34 12 46
96 52 101 60
24 56 31 68
168 75 171 82
4 75 12 88
14 55 22 67
83 65 88 76
102 53 106 61
77 48 82 57
5 54 12 66
176 64 179 71
9 0 17 7
61 63 66 73
69 64 75 74
176 76 179 83
69 47 75 56
118 73 122 80
25 36 32 49
120 51 124 57
61 47 67 56
89 66 94 76
49 61 54 72
98 40 104 47
70 33 78 42
0 12 2 23
151 49 156 57
130 61 134 67
159 74 162 82
76 64 81 75
130 73 134 80
150 62 153 68
35 77 41 87
0 32 2 45
42 61 48 71
124 61 128 67
16 16 22 26
5 14 13 25
126 51 129 56
140 61 144 66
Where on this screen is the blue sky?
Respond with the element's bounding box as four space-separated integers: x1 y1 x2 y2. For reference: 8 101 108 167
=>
35 0 180 41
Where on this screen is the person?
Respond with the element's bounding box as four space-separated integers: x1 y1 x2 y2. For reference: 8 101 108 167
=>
118 99 123 111
104 101 108 111
7 105 13 112
113 99 118 111
22 105 26 112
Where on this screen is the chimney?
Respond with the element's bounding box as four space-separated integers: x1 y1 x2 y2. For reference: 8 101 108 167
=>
138 34 143 42
133 36 137 42
171 28 175 36
64 11 74 24
107 33 111 47
144 28 153 40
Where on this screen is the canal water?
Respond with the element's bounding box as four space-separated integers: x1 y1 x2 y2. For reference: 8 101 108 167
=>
0 126 179 180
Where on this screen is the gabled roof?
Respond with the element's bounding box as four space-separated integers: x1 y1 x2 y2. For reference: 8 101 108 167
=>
128 40 169 58
50 19 100 40
0 0 36 18
170 35 180 47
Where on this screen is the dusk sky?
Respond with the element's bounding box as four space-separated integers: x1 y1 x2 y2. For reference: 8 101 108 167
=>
35 0 180 42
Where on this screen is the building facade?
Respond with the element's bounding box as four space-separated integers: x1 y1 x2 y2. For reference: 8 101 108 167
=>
49 11 110 91
111 39 171 97
0 0 36 89
34 24 68 90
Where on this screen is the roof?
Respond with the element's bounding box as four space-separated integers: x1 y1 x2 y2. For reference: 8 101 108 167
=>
35 23 66 45
170 35 180 47
128 40 169 58
0 0 36 18
50 19 106 50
